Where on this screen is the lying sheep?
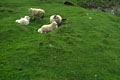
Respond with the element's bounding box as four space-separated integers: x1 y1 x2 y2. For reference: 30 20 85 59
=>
16 16 30 25
38 21 58 33
29 8 45 19
50 15 62 25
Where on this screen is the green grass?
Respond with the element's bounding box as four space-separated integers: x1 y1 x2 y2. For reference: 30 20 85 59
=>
0 0 120 80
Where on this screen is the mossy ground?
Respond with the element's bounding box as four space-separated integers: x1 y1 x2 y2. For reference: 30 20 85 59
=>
0 0 120 80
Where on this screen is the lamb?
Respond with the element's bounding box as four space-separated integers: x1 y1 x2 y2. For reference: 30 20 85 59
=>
29 8 45 19
16 16 30 25
50 15 62 25
38 21 58 33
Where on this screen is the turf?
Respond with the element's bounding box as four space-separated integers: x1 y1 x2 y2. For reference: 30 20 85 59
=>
0 0 120 80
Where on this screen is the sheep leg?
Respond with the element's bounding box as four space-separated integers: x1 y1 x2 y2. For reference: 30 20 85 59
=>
41 15 44 19
38 15 42 20
39 16 41 20
32 14 36 21
39 14 44 20
32 16 35 20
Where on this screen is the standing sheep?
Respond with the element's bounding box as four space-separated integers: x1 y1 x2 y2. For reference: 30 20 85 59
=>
29 8 45 19
16 16 30 25
38 21 58 33
50 15 62 25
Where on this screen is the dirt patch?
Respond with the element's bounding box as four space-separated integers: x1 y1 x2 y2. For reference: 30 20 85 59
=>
78 1 120 16
64 1 74 6
62 18 67 23
0 9 13 13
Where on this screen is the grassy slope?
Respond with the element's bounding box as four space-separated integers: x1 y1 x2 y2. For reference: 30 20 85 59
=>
0 0 120 80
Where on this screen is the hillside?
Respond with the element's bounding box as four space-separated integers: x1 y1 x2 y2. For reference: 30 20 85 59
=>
0 0 120 80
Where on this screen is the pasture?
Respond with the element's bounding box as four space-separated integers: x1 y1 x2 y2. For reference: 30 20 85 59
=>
0 0 120 80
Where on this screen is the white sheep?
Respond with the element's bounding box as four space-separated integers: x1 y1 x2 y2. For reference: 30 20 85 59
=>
38 21 58 33
50 15 62 25
16 16 30 25
29 8 45 19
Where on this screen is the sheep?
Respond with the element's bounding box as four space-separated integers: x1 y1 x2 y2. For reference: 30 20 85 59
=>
16 16 30 25
29 8 45 19
38 21 58 33
50 15 62 25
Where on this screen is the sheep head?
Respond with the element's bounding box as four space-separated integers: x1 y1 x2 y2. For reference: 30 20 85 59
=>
52 21 58 28
25 16 30 21
29 8 33 13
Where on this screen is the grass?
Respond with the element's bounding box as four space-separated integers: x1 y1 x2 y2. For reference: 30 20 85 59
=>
0 0 120 80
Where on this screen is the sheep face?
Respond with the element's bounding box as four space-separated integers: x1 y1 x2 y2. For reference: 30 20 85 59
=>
29 8 32 13
25 16 30 21
52 21 58 27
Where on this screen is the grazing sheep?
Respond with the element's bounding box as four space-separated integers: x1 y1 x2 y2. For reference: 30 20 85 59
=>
50 15 62 25
38 21 58 33
29 8 45 19
16 16 30 25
